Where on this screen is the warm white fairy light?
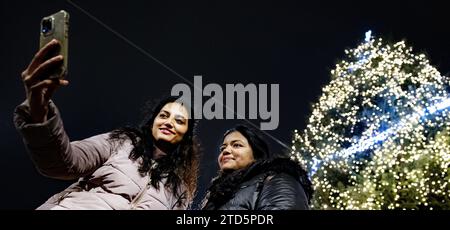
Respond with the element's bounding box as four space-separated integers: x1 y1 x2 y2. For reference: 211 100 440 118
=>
292 33 450 210
309 97 450 174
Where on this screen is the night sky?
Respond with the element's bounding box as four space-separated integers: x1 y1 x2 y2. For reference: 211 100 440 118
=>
1 0 449 209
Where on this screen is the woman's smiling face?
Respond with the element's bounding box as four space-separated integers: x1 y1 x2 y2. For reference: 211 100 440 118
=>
218 131 255 172
151 102 189 145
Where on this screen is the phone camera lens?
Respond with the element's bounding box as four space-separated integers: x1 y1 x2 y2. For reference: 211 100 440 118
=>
41 18 53 34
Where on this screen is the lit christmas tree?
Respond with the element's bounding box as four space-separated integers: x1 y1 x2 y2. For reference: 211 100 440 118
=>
291 31 450 210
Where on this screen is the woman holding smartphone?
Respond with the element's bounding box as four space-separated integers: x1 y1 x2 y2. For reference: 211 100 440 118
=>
14 40 200 209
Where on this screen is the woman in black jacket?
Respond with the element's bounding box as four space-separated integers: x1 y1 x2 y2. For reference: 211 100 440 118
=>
202 124 313 210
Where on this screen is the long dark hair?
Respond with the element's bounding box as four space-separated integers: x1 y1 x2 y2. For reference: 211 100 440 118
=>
109 95 200 206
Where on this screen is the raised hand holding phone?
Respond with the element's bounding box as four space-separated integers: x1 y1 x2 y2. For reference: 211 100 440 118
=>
20 10 70 123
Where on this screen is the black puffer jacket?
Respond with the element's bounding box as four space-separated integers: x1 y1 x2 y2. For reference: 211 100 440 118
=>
202 158 313 210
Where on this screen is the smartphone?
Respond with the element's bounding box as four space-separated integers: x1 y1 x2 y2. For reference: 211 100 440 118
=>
39 10 69 79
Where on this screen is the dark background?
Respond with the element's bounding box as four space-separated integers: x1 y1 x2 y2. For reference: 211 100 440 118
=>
1 0 449 209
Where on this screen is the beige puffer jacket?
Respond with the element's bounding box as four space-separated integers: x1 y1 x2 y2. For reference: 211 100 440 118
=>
14 100 188 210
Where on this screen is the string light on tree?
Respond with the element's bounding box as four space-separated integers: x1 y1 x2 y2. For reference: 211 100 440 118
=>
291 31 450 210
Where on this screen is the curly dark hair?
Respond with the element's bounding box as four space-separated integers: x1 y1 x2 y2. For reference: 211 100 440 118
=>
108 95 200 207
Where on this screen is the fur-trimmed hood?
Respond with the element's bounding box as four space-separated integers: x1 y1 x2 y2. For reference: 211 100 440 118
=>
202 158 313 210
